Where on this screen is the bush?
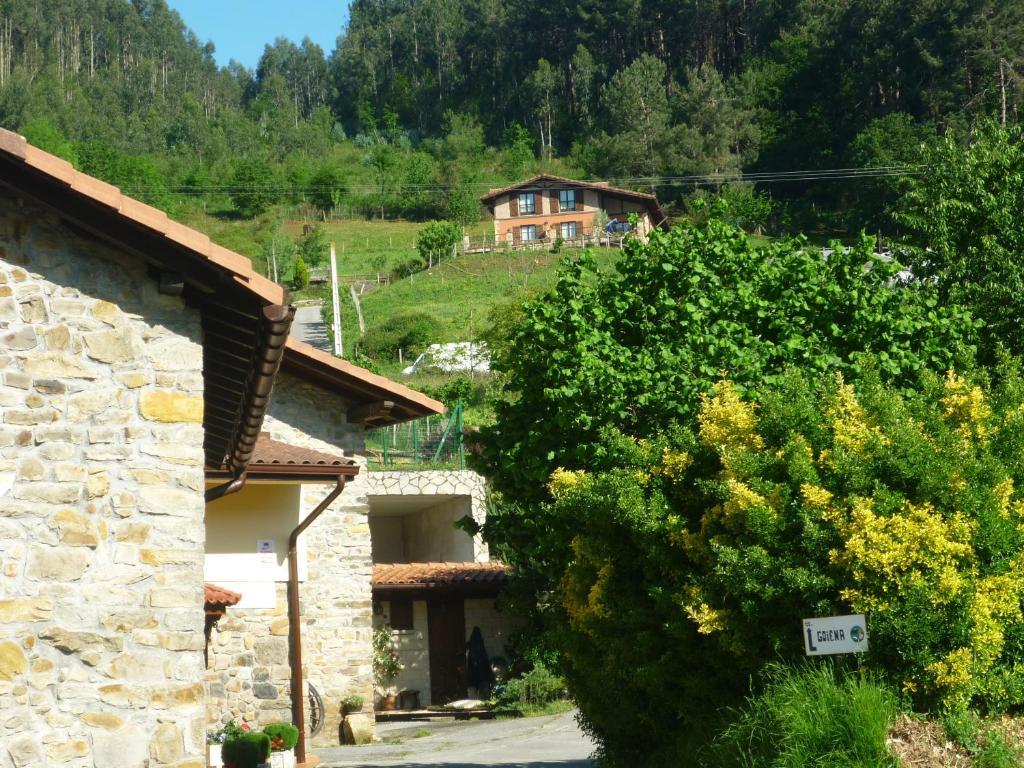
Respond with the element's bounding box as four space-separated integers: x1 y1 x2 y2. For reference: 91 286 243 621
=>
221 732 270 768
540 364 1024 764
293 256 309 290
496 663 567 709
359 312 439 361
262 723 299 752
707 664 899 768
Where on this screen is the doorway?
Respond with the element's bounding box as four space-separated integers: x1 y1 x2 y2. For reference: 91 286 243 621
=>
428 598 466 704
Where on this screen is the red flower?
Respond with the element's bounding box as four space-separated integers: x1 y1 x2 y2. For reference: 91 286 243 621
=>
241 723 250 732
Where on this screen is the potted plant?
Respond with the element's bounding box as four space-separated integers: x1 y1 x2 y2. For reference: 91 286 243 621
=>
222 730 270 768
372 624 402 710
262 723 299 768
208 722 247 767
341 694 364 716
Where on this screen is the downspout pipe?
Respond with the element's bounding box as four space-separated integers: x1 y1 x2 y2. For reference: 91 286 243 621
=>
204 472 248 504
289 475 347 764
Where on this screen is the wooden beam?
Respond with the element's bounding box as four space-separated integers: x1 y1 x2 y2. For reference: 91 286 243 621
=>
347 400 395 424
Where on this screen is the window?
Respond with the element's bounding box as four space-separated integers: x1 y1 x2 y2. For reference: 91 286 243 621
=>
521 225 538 241
560 221 577 239
389 597 414 630
518 192 536 214
559 189 576 211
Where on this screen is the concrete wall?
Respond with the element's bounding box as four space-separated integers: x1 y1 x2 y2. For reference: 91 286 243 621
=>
0 190 208 766
403 498 475 563
369 517 404 562
368 470 488 562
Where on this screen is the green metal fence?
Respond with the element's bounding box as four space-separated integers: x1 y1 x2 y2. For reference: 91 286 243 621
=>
366 399 465 470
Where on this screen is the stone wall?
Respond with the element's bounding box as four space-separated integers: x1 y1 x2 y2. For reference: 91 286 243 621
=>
205 584 292 728
204 370 374 746
367 470 489 562
0 191 208 766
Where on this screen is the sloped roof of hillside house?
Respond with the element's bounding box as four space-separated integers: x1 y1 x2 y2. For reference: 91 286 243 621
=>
283 338 445 425
480 173 669 228
0 129 444 463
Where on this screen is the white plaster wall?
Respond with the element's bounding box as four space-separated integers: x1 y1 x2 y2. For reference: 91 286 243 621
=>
369 516 404 562
403 498 475 562
465 598 515 663
375 600 431 705
205 482 306 608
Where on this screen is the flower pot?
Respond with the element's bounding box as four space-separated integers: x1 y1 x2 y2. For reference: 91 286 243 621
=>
207 744 223 767
269 752 296 768
377 694 397 711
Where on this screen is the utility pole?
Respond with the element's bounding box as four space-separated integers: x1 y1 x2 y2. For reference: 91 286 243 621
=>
330 242 343 357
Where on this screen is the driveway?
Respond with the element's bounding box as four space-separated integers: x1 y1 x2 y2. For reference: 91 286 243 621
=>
315 710 596 767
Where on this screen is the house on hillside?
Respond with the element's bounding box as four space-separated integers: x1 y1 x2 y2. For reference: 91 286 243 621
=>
480 173 668 247
0 128 447 765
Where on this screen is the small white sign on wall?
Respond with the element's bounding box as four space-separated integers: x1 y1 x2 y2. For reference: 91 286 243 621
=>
257 539 276 566
803 614 868 656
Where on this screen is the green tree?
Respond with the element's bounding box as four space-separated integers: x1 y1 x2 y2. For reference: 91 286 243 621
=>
416 220 462 265
478 217 976 504
595 54 672 177
309 165 348 214
20 118 77 164
897 121 1024 363
229 158 279 219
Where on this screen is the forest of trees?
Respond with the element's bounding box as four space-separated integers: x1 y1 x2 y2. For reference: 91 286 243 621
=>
0 0 1022 231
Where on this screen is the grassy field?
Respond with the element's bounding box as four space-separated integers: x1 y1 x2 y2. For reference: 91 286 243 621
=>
328 245 623 349
174 203 494 282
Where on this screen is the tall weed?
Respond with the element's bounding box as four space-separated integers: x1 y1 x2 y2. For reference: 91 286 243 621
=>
706 663 900 768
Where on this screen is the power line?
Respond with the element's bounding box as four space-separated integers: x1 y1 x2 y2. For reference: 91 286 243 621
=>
117 165 925 195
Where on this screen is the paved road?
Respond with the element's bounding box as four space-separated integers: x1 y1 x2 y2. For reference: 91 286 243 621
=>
292 304 331 352
316 711 595 767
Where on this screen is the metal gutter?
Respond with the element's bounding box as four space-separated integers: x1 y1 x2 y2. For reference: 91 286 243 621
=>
226 305 295 475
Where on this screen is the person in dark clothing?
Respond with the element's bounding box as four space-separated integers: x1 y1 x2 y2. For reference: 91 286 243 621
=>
466 626 495 697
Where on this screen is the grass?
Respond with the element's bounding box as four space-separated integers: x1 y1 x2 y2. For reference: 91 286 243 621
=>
706 663 900 768
334 246 623 346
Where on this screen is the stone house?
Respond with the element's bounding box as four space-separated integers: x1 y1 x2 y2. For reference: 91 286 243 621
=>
203 340 444 745
0 128 444 767
367 470 515 707
480 173 668 246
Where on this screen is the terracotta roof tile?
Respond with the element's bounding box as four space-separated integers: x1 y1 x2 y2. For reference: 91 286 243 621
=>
250 433 356 468
0 127 285 306
204 583 242 609
372 562 508 587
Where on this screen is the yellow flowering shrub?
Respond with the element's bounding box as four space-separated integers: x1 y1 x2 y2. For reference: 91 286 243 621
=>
698 380 763 452
943 370 992 436
832 499 974 612
541 363 1024 764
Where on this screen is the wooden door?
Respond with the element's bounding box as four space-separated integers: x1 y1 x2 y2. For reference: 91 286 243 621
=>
428 598 466 704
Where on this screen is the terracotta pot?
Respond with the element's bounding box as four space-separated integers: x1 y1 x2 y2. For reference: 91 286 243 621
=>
377 694 397 711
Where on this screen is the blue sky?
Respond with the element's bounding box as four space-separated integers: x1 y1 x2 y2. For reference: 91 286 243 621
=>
168 1 349 69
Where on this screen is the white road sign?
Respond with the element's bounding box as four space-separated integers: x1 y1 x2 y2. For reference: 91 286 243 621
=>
803 614 868 656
